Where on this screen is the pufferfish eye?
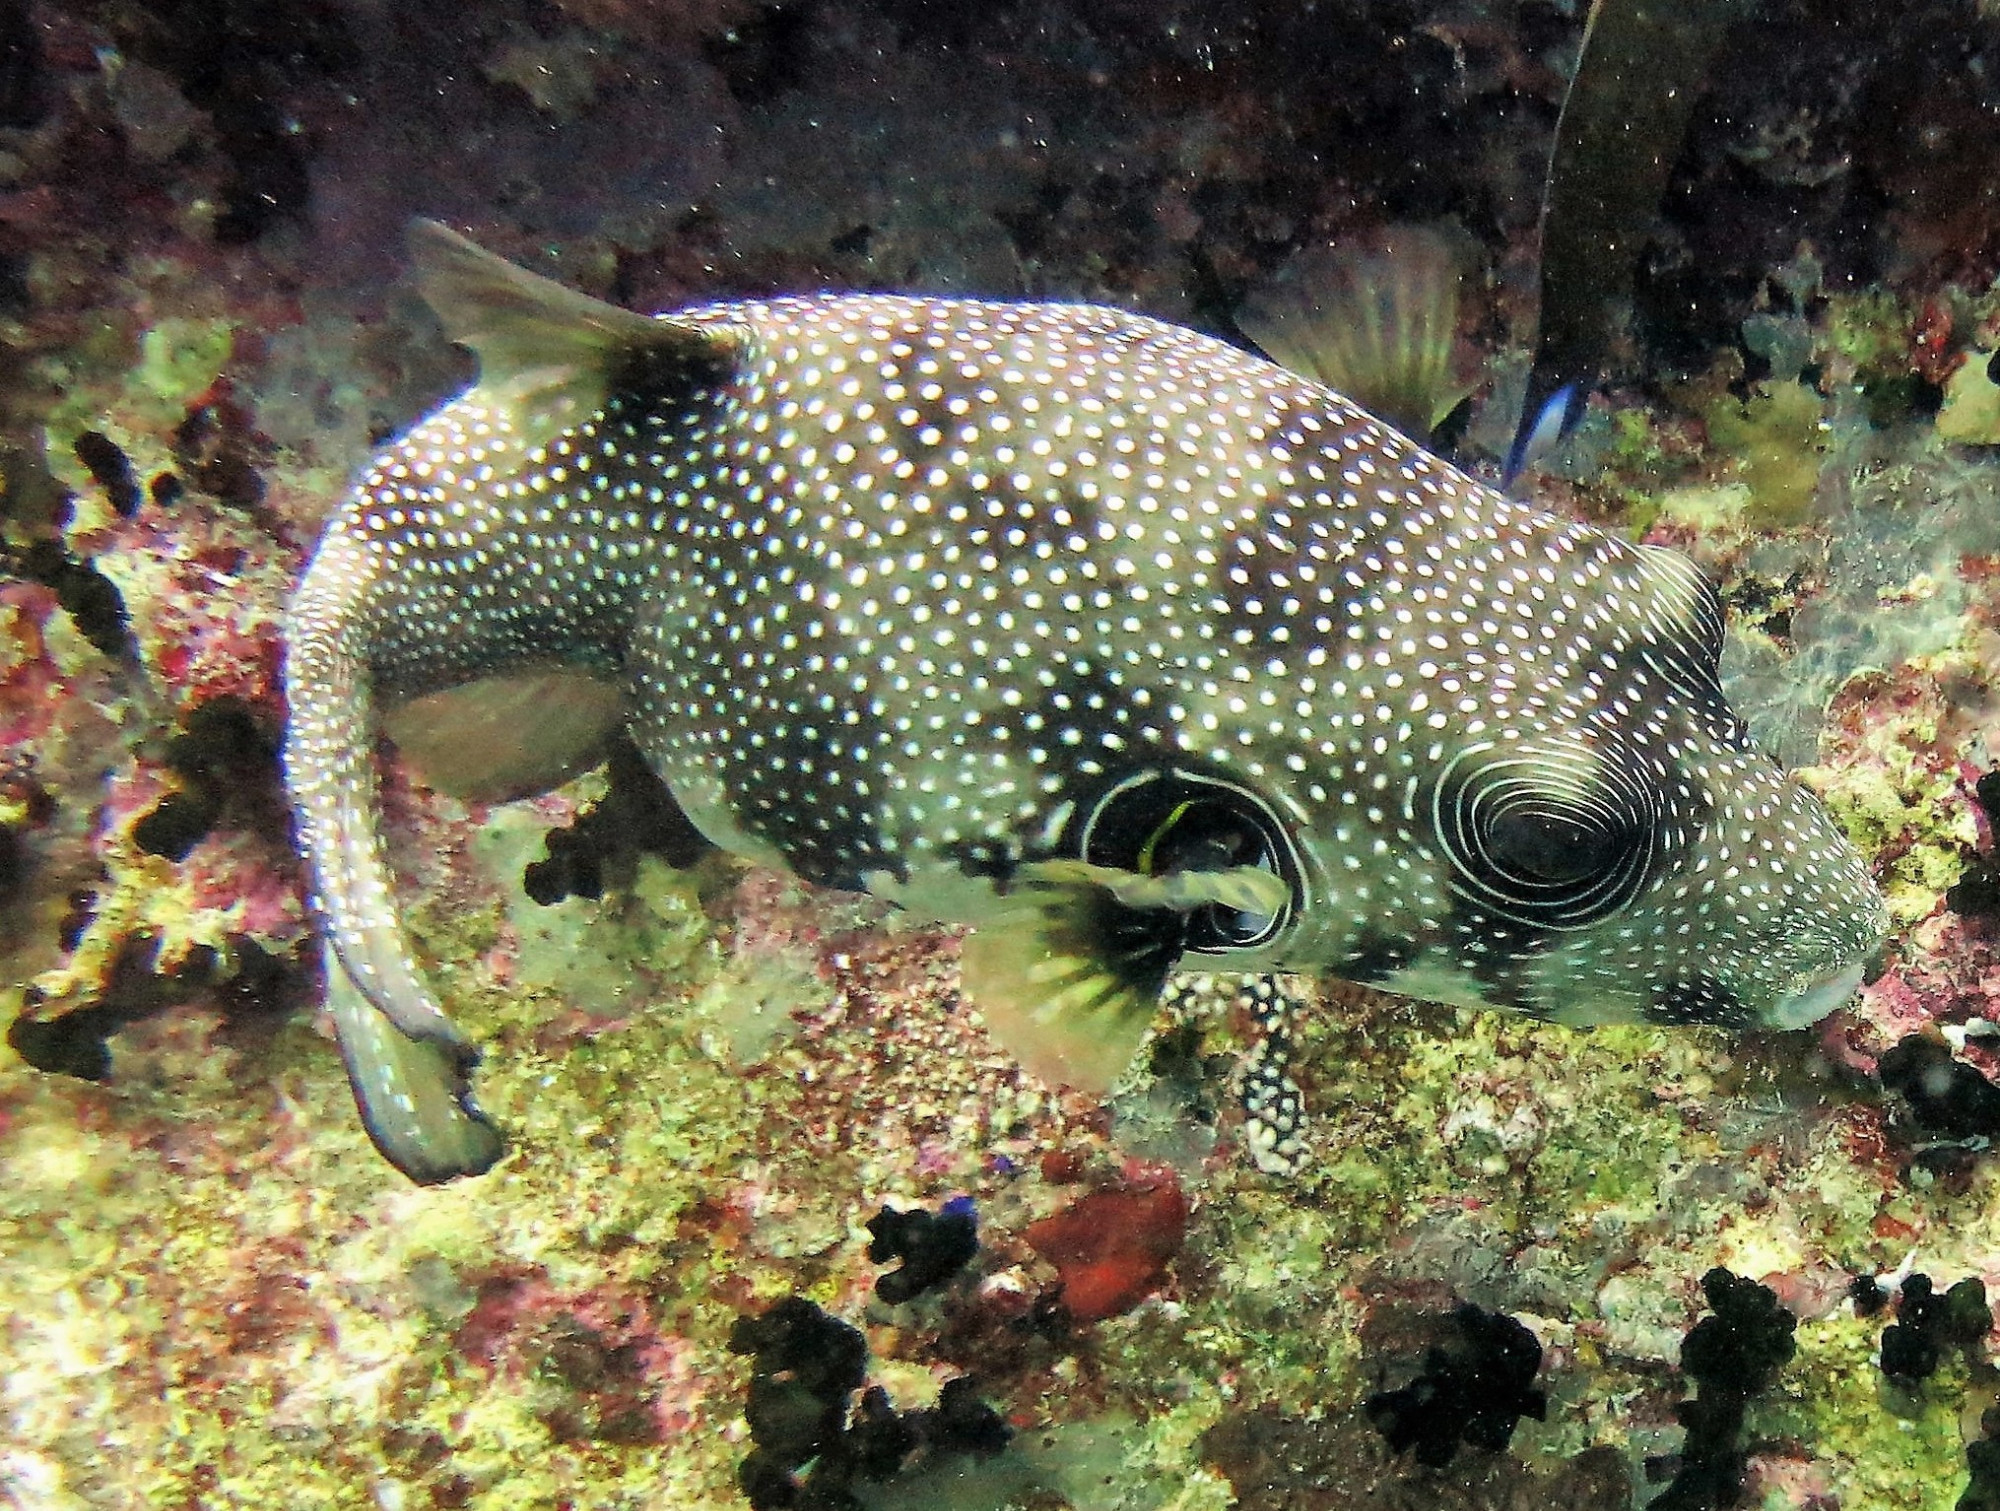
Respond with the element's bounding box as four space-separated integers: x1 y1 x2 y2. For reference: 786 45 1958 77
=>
1433 741 1657 929
1076 767 1303 953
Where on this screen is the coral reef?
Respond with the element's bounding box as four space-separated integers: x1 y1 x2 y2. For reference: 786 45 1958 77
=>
8 0 2000 1507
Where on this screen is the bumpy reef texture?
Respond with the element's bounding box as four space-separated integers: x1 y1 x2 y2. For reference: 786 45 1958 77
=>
7 0 2000 1506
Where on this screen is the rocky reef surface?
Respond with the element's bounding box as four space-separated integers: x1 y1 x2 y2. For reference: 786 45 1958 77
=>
8 0 2000 1506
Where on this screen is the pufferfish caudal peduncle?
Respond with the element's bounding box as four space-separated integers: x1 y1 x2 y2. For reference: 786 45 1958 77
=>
283 221 1886 1183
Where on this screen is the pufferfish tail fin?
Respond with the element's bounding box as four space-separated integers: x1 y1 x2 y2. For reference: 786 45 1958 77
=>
409 220 742 458
321 941 504 1184
959 860 1292 1096
1237 225 1475 446
285 226 744 1184
285 530 504 1182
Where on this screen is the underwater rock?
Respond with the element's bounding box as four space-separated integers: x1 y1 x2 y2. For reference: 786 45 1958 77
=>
1948 861 2000 922
866 1197 978 1305
0 0 41 130
7 929 304 1082
1360 1302 1547 1469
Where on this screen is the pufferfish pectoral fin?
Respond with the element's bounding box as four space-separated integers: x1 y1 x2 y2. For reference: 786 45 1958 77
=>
382 668 625 804
408 219 744 455
958 859 1292 1098
322 942 504 1184
1236 225 1475 445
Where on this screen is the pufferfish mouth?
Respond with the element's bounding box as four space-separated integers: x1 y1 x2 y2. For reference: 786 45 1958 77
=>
1765 960 1868 1031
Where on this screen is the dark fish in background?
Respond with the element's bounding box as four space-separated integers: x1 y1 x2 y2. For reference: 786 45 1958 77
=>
1506 0 1756 485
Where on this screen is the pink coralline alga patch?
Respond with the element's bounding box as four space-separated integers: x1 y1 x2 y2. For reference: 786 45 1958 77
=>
74 505 289 718
182 829 306 947
1842 907 2000 1074
453 1267 709 1440
0 582 74 750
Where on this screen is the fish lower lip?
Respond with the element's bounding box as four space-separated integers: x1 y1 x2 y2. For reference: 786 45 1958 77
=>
1768 961 1866 1030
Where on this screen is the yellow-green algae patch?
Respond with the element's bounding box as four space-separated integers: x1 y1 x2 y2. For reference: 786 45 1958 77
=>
1703 378 1829 528
40 314 239 492
1761 1315 1973 1511
1806 636 1991 926
0 796 1990 1508
1936 348 2000 445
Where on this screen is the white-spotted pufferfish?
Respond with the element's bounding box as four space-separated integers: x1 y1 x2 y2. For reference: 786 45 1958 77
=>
283 223 1886 1183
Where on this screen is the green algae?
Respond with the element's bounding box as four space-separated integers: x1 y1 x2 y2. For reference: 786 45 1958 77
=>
1828 291 1913 376
1704 378 1829 528
1805 646 1983 927
42 316 238 466
1585 405 1690 537
1818 757 1968 926
1654 479 1755 540
1761 1316 1972 1511
1937 350 2000 446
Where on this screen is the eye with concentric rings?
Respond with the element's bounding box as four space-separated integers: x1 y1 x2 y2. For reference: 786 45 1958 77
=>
1432 741 1656 930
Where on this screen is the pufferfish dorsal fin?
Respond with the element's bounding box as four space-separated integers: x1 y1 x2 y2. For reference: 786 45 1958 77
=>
409 219 744 456
959 859 1293 1097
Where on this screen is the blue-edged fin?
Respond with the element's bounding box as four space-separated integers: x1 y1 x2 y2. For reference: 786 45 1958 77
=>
958 859 1293 1096
382 667 624 804
322 942 503 1184
1236 225 1474 445
409 219 744 455
1503 379 1588 488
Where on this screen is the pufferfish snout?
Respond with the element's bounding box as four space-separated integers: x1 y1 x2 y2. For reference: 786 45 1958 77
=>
282 221 1886 1183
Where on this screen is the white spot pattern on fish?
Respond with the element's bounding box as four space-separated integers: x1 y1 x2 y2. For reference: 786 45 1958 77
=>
283 224 1885 1182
